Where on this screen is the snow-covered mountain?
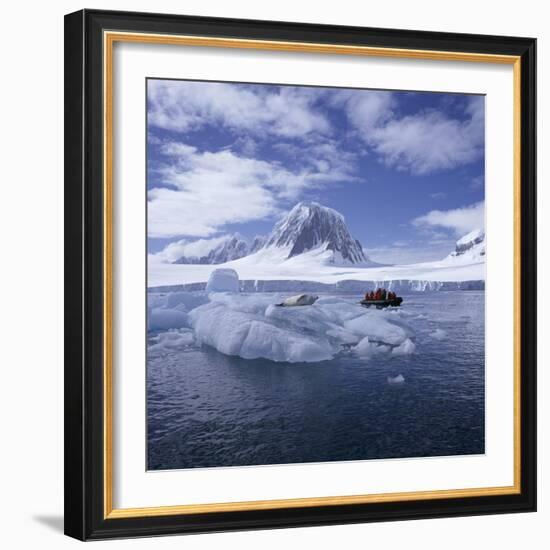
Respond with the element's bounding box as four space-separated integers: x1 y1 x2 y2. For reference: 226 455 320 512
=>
163 205 486 290
262 202 368 265
151 222 487 289
174 235 249 265
250 235 267 253
444 229 486 264
174 234 272 265
172 202 370 266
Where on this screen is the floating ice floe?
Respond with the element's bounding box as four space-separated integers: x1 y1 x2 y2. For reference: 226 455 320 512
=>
147 291 210 331
148 308 188 331
189 301 333 363
148 273 417 363
148 328 195 353
188 293 415 363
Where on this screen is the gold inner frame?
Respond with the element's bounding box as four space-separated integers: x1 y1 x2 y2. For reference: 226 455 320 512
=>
103 31 522 519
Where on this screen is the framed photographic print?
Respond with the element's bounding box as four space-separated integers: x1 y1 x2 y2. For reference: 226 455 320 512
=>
64 9 536 540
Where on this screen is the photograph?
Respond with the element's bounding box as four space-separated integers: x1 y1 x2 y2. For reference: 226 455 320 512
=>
146 79 487 471
61 6 537 541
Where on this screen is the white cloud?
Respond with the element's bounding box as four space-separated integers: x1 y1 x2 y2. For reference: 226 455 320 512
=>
412 201 485 236
148 80 331 139
233 135 259 157
330 89 395 133
148 141 357 238
154 236 230 263
339 93 484 175
294 139 359 182
371 106 483 174
148 150 278 237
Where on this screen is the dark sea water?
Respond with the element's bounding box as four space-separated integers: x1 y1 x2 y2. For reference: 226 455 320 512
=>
147 291 485 470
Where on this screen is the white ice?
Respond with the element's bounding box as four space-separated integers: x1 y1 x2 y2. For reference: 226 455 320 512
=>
188 300 334 363
148 242 485 288
354 336 391 358
206 268 240 293
148 328 195 353
148 308 188 331
149 286 417 363
391 338 416 356
166 291 209 311
430 328 447 340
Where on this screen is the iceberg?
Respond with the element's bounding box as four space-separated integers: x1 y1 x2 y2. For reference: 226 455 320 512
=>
148 269 418 363
206 268 240 293
184 291 416 363
188 301 333 363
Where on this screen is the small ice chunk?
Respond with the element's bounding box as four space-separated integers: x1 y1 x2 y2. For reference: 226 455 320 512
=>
392 338 416 356
431 328 447 340
148 308 187 331
149 328 195 352
206 268 240 293
354 336 391 358
387 374 405 384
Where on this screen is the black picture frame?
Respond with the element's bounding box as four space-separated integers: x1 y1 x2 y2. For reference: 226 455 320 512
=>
64 8 536 541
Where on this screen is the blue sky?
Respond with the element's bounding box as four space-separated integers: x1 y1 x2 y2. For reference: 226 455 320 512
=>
147 79 484 264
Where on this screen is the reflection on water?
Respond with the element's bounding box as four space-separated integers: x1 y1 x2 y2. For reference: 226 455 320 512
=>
147 291 484 470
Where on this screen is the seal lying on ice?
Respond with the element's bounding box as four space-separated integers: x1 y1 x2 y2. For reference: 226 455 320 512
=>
276 294 319 307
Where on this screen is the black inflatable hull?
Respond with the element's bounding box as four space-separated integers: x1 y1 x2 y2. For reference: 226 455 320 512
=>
360 297 403 308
